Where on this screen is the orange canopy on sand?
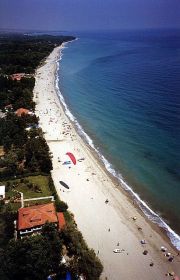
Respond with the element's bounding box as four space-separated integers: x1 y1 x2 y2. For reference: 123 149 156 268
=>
66 152 76 165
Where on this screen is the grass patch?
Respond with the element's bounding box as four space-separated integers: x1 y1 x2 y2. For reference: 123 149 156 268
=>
0 175 51 211
2 175 50 198
18 175 51 199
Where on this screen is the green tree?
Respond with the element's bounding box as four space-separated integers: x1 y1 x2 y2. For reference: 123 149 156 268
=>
60 224 103 279
41 223 63 273
25 137 52 173
4 149 18 175
55 200 68 212
78 249 103 280
2 136 12 152
1 223 63 280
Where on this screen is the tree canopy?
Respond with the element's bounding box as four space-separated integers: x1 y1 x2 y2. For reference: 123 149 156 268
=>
0 223 63 280
0 34 75 75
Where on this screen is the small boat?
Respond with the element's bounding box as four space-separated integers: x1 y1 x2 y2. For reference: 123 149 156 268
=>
59 181 69 189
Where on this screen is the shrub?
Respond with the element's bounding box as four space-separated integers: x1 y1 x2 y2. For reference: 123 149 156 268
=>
27 182 33 189
55 200 68 212
5 181 11 192
60 224 103 279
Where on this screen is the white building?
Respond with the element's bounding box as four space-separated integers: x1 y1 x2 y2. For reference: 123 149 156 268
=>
0 185 5 199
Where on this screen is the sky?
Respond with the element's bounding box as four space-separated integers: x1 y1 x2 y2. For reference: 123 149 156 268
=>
0 0 180 31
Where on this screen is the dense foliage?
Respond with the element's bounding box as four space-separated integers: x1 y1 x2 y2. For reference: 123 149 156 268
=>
0 112 51 176
61 224 103 280
0 76 35 110
0 223 63 280
0 34 75 74
0 221 103 280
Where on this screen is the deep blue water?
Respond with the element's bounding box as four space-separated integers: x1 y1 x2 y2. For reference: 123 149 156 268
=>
58 30 180 246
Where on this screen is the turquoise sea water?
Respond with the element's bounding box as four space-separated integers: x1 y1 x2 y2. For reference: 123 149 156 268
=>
57 30 180 248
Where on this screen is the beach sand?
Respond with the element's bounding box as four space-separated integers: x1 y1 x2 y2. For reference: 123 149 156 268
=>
33 45 180 280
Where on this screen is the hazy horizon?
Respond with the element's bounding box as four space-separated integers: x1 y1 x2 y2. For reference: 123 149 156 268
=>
1 27 180 33
0 0 180 32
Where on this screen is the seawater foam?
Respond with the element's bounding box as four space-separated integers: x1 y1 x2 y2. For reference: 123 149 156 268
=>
55 41 180 251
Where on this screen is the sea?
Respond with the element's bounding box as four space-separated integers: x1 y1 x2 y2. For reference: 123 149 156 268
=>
56 29 180 250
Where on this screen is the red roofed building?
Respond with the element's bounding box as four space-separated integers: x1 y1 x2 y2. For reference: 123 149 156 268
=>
57 212 66 230
11 73 25 81
17 203 65 238
15 108 30 117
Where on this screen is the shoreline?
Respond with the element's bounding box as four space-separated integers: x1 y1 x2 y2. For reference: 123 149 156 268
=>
56 40 180 250
33 44 180 279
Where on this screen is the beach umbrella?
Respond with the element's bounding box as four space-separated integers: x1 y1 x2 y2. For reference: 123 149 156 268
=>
66 152 76 165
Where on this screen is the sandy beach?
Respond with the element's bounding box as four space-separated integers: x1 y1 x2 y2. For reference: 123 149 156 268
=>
33 44 180 280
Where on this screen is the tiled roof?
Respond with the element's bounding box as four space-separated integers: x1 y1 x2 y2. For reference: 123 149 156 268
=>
57 212 66 230
18 203 58 230
11 73 25 81
15 108 30 117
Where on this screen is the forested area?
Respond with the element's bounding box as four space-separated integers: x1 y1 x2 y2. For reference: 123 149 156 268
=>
0 76 35 110
0 33 74 178
0 223 103 280
0 34 75 74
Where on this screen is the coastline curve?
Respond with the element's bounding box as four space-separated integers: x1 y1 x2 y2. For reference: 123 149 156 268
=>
56 40 180 251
